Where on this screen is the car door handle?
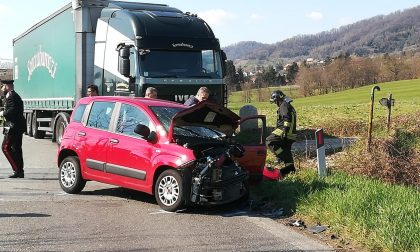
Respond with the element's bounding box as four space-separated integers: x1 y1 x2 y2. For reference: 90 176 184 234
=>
78 131 86 136
109 139 119 144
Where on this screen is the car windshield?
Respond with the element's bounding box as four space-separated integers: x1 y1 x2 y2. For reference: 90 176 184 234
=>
150 106 225 139
139 50 223 78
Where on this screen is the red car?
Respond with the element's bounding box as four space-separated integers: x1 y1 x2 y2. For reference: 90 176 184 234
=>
58 96 267 211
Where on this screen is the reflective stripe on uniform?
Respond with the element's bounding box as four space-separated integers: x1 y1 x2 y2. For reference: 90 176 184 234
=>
287 112 296 140
272 128 284 136
274 147 283 155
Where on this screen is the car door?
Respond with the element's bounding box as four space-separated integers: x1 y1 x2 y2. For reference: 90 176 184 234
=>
232 115 267 181
76 101 116 182
106 102 156 193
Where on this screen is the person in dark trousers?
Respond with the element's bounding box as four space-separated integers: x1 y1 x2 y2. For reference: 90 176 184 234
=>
184 86 210 106
0 81 26 178
87 84 99 97
266 90 297 178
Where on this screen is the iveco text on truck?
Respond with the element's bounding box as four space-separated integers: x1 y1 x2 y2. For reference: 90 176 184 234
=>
13 0 227 144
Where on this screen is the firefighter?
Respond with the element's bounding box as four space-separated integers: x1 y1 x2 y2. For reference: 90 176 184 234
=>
266 90 297 177
0 81 26 178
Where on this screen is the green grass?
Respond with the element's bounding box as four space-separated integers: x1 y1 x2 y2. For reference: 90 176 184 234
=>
253 169 420 252
236 79 420 251
229 79 420 132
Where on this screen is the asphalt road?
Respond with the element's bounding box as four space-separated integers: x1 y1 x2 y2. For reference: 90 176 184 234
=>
0 133 333 252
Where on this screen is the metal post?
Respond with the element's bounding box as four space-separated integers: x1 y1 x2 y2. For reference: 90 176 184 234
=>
315 129 326 177
386 93 392 133
367 86 380 152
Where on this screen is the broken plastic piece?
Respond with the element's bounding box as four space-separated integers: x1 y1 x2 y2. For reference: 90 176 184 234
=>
307 225 328 234
291 220 305 227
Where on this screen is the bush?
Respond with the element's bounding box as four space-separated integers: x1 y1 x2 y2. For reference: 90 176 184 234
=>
334 123 419 186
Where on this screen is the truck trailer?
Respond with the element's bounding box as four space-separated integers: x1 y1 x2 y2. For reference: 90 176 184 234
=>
13 0 227 144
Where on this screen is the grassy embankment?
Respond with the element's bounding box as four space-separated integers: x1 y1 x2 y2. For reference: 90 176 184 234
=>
229 79 420 252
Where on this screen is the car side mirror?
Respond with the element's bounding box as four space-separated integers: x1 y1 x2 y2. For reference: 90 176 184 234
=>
117 44 131 77
134 124 157 143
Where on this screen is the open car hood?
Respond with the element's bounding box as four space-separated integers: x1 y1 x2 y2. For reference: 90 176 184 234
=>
169 101 241 138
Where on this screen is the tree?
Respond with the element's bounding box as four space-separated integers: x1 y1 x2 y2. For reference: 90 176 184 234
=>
224 60 239 91
236 66 245 91
286 62 299 83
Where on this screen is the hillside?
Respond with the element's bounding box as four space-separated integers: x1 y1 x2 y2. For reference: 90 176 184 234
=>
224 6 420 67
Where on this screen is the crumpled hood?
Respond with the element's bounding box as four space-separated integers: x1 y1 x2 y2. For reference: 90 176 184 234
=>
169 101 241 139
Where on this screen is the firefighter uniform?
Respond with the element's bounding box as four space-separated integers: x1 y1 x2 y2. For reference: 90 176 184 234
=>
266 90 297 177
1 82 26 178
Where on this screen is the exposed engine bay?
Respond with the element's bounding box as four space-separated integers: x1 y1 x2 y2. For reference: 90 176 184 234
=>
175 133 249 205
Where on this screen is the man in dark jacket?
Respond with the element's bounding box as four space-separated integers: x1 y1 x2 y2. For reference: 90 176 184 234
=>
184 86 210 106
1 81 26 178
266 90 297 177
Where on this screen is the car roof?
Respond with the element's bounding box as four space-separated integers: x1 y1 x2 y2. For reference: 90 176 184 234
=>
77 96 187 109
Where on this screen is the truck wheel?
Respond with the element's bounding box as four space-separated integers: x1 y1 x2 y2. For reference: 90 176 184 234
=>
155 170 186 212
54 114 69 146
59 156 86 194
31 111 46 139
26 113 33 136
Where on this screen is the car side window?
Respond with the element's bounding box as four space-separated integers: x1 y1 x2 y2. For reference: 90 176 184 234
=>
116 104 150 137
72 104 86 123
87 101 115 130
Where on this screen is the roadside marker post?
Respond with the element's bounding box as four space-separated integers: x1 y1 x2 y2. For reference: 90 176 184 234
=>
316 129 327 177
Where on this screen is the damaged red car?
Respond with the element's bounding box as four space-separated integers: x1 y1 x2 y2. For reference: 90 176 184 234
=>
58 96 267 211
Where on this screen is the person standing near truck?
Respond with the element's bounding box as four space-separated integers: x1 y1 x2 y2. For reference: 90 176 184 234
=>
266 90 297 178
184 87 210 106
87 84 99 97
144 87 158 99
0 81 26 178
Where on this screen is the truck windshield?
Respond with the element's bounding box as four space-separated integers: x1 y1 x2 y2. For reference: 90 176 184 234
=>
140 50 223 79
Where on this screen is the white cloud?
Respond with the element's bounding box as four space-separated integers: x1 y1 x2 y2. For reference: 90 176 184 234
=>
307 11 323 21
0 3 11 16
197 9 235 27
338 17 354 26
250 13 264 21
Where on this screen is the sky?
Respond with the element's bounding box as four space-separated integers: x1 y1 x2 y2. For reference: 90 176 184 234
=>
0 0 419 60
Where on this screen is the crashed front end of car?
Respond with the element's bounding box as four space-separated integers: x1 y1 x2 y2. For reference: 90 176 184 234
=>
170 102 250 205
179 143 249 205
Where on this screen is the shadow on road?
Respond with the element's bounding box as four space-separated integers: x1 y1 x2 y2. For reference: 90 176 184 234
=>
80 187 156 204
0 213 51 218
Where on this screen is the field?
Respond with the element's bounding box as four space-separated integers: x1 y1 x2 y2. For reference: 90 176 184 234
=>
229 79 420 135
231 79 420 252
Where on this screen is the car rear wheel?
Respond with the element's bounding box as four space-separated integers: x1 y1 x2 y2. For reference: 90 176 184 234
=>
59 156 86 194
155 170 186 212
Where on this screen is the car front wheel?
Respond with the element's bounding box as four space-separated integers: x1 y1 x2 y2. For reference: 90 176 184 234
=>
59 156 86 194
155 170 186 212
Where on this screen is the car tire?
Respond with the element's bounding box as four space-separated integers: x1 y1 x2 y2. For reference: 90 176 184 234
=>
59 156 86 194
155 169 186 212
